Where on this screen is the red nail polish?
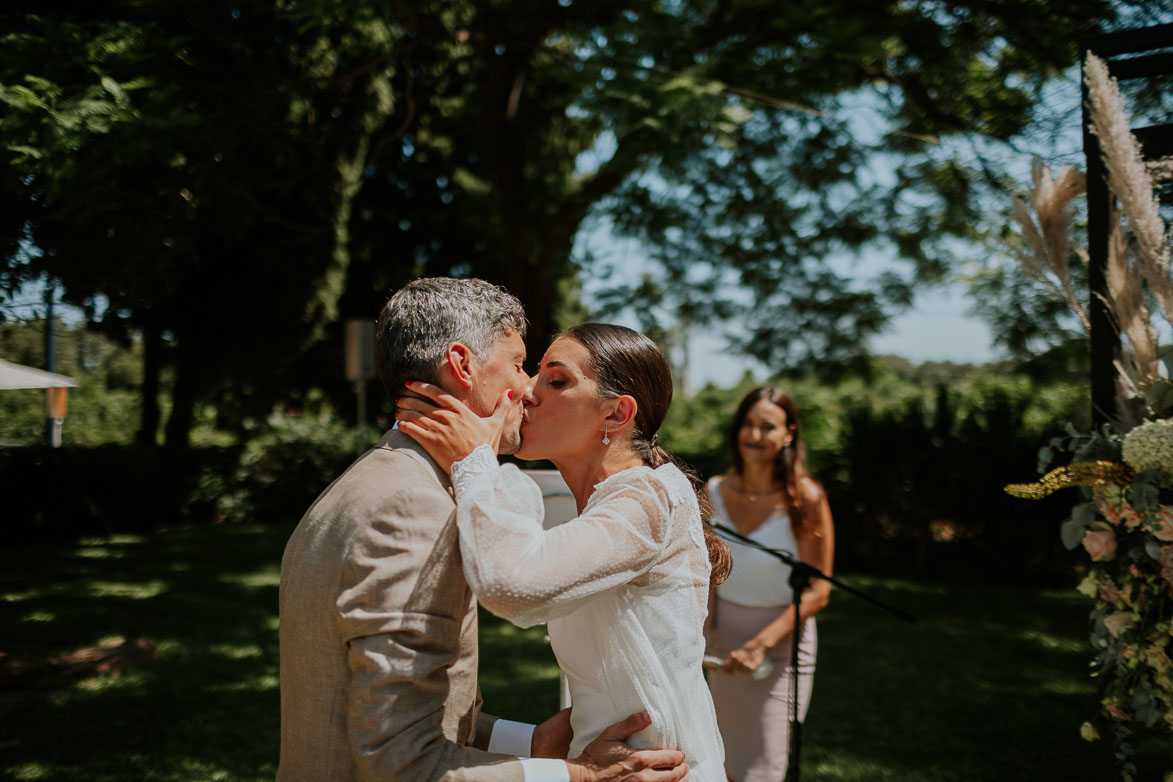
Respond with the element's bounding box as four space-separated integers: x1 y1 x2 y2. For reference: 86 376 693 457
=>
404 380 412 387
507 389 514 400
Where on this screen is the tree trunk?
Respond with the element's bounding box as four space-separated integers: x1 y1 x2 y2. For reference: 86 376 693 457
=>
480 52 549 361
136 319 162 447
163 349 197 450
477 16 646 362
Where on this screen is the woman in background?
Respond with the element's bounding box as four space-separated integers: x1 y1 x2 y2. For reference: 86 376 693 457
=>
705 386 835 782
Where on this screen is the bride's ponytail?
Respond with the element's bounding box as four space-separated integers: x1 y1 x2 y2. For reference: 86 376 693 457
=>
563 322 732 587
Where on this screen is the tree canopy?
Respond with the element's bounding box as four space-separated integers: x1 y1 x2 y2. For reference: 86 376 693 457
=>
1 0 1159 444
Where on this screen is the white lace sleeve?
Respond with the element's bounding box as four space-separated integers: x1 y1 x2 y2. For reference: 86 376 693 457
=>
453 460 673 628
450 444 500 497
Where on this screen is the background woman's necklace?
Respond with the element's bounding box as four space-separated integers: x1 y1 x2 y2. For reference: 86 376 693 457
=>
730 479 778 503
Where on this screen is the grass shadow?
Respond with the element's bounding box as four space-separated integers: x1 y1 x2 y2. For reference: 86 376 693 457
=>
2 527 1168 780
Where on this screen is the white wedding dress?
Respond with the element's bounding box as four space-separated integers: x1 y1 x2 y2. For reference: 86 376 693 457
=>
451 445 726 782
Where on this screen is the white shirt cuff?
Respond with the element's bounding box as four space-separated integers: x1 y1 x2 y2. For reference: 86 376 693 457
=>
488 720 570 782
520 758 572 782
487 718 535 757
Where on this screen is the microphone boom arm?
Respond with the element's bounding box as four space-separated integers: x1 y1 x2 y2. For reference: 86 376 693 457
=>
711 523 916 624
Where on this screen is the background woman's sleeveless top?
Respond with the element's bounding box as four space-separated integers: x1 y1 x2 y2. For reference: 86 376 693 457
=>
708 476 797 607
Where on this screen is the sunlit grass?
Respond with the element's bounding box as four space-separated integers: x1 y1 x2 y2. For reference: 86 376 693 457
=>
21 611 55 623
9 763 51 781
2 524 1170 780
86 579 168 598
218 569 280 589
73 546 126 559
207 643 265 659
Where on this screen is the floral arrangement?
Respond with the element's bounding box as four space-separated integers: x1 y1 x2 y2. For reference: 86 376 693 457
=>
1004 52 1173 781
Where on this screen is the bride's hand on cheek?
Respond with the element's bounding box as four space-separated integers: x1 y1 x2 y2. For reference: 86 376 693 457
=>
395 381 513 473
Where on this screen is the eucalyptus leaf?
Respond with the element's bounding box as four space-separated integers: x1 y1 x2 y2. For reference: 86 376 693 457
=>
1134 702 1159 728
1145 539 1162 561
1037 445 1053 467
1061 517 1087 550
1133 482 1160 511
1072 502 1096 526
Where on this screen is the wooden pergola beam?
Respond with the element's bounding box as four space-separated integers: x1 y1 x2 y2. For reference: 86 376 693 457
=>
1080 24 1173 427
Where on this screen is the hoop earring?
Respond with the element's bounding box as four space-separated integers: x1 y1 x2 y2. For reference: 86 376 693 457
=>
602 426 611 446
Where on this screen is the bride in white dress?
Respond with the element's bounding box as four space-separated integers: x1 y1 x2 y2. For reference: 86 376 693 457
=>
397 323 730 782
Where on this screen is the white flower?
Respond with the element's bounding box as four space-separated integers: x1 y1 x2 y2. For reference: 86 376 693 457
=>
1121 419 1173 476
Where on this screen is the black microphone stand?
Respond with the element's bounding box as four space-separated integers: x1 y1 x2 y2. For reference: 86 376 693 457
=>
712 523 915 782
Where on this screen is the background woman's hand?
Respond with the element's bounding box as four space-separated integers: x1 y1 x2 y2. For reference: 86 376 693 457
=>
395 381 513 473
724 644 767 675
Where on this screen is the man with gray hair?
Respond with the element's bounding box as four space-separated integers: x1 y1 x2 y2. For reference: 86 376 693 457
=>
277 277 688 782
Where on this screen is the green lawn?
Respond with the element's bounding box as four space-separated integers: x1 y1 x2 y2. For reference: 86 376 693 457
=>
0 524 1167 781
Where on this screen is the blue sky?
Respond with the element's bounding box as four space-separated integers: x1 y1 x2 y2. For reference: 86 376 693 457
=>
578 230 1000 391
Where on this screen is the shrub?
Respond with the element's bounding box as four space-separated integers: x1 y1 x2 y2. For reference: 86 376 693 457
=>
0 444 241 544
217 411 379 523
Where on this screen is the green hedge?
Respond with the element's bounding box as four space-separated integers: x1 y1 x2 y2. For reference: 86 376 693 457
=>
662 368 1090 581
0 413 378 544
2 371 1093 581
821 382 1085 580
0 444 241 543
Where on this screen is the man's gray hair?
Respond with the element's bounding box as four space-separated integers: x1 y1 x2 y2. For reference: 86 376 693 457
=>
375 277 527 398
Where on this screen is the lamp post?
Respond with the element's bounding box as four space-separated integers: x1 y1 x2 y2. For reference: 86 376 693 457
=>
44 283 63 448
345 319 376 429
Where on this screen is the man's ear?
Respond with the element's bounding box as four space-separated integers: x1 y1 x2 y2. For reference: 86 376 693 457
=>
601 395 638 433
443 343 476 389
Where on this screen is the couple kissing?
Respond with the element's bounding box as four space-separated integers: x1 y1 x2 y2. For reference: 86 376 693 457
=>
277 277 730 782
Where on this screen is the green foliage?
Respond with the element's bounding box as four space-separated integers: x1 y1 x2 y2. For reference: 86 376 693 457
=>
826 372 1090 577
217 410 379 523
663 359 1091 578
587 0 1134 368
0 386 141 447
1 4 407 445
3 0 1149 448
1032 424 1173 778
0 407 380 542
0 319 143 446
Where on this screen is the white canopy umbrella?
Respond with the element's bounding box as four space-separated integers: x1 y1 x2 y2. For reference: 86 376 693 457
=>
0 358 78 390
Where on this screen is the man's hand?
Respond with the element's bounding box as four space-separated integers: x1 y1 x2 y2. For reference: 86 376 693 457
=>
567 711 689 782
532 707 574 759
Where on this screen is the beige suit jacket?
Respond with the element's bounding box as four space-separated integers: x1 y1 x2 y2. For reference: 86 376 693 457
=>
277 430 526 782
